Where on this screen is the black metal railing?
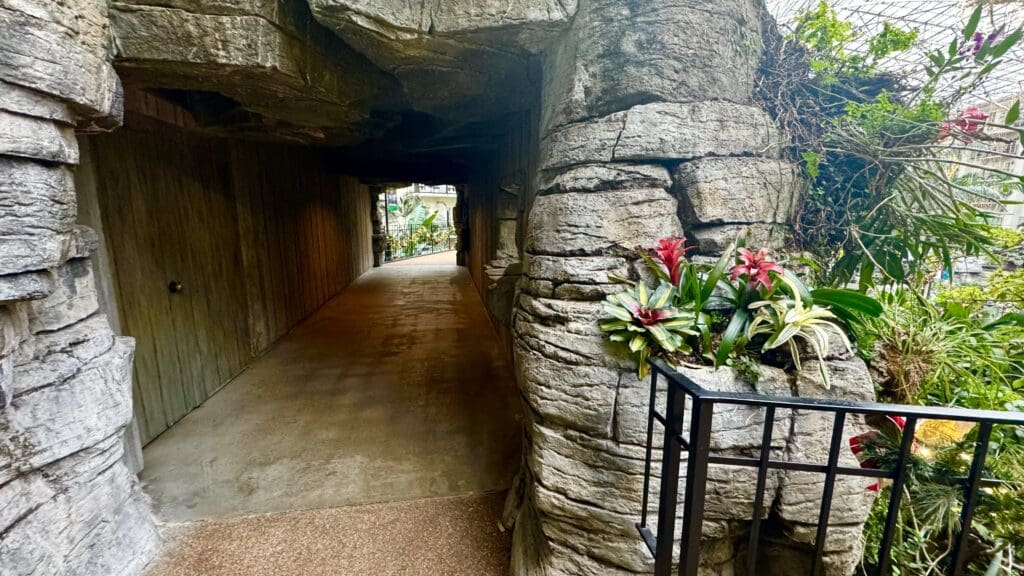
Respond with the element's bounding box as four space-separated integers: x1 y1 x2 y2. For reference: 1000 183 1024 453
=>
637 358 1024 576
384 223 456 262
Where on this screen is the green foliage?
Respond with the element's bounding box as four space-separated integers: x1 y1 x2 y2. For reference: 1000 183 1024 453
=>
986 270 1024 308
600 283 696 378
773 2 1024 289
934 284 986 315
841 92 945 140
858 289 1024 407
387 210 454 257
859 424 1024 574
600 238 877 384
986 226 1024 250
746 277 853 388
868 21 919 61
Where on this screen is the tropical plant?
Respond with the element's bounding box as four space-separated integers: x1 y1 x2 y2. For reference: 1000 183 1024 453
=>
600 235 879 383
759 1 1024 290
746 276 853 388
601 283 696 378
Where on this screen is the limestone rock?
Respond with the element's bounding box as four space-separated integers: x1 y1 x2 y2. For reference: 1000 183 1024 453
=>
539 163 672 195
0 456 160 576
687 223 787 256
674 157 802 225
0 271 55 303
515 339 619 437
527 188 682 256
0 80 74 124
110 1 393 141
0 356 10 409
26 260 100 334
528 253 630 284
540 102 780 171
0 0 121 120
774 358 878 532
0 159 78 275
308 0 574 121
1 324 133 475
0 111 79 164
541 0 764 131
0 304 30 359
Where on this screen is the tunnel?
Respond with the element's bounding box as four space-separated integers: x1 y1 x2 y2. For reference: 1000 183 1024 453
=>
0 0 813 574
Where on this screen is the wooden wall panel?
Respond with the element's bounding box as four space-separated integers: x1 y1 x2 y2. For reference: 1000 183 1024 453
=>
231 144 372 347
89 130 250 444
87 128 373 445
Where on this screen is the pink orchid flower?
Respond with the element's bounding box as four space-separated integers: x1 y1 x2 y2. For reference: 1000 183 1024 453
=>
730 247 783 290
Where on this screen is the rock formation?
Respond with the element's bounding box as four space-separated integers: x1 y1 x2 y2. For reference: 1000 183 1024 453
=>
0 0 878 574
0 0 160 574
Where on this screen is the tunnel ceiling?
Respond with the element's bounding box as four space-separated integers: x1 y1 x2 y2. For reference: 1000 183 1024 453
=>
108 0 573 182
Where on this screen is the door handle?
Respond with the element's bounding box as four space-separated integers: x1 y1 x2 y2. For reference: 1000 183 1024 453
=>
168 280 184 294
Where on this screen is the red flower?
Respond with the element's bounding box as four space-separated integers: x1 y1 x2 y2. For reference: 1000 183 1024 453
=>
730 248 783 290
652 236 692 286
943 106 990 141
628 304 673 327
849 416 917 492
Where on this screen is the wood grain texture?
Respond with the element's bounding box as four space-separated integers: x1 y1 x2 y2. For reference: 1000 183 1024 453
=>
87 128 373 445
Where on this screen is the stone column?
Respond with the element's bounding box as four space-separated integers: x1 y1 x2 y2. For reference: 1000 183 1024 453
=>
511 1 871 574
370 186 385 267
0 0 160 574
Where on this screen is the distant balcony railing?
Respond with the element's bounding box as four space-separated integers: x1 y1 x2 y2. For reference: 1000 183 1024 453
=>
384 224 455 262
637 358 1024 576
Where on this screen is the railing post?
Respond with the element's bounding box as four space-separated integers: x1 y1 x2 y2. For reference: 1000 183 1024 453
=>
876 417 918 576
654 381 685 576
948 421 994 576
680 396 714 576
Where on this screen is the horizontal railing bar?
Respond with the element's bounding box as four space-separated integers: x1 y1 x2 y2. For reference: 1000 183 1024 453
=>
706 455 895 479
649 359 1024 425
652 411 667 427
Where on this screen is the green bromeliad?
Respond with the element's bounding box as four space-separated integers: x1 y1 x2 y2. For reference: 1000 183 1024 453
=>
600 282 696 378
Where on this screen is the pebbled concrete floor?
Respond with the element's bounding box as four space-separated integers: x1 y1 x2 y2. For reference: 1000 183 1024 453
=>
140 251 522 523
144 492 511 576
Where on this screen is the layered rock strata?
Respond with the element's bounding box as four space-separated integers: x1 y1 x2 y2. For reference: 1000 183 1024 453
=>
510 1 874 574
0 0 160 573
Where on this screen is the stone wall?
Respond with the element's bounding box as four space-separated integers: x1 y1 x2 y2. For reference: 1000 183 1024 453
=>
509 0 875 574
0 0 878 574
0 0 161 573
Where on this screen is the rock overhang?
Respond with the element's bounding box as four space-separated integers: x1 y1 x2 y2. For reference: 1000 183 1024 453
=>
106 0 573 179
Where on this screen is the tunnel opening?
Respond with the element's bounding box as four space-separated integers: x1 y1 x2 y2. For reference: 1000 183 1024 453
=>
0 0 808 573
75 75 534 554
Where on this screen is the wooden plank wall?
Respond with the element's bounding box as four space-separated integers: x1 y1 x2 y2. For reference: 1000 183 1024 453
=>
231 143 372 351
86 127 373 445
89 130 251 444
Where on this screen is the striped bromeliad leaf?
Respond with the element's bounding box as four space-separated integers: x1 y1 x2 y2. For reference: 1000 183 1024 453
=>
601 282 697 378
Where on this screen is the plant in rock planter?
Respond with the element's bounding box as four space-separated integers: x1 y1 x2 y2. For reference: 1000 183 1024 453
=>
601 283 697 379
601 235 880 385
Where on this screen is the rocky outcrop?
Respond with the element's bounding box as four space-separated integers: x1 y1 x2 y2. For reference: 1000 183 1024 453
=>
307 0 574 121
673 157 802 255
108 0 399 144
510 1 875 574
2 0 877 574
0 0 160 573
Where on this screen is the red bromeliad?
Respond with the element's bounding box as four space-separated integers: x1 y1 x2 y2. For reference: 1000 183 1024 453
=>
652 236 692 286
730 247 783 291
629 303 673 327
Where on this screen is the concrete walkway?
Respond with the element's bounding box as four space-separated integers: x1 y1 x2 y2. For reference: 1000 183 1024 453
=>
139 253 521 574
